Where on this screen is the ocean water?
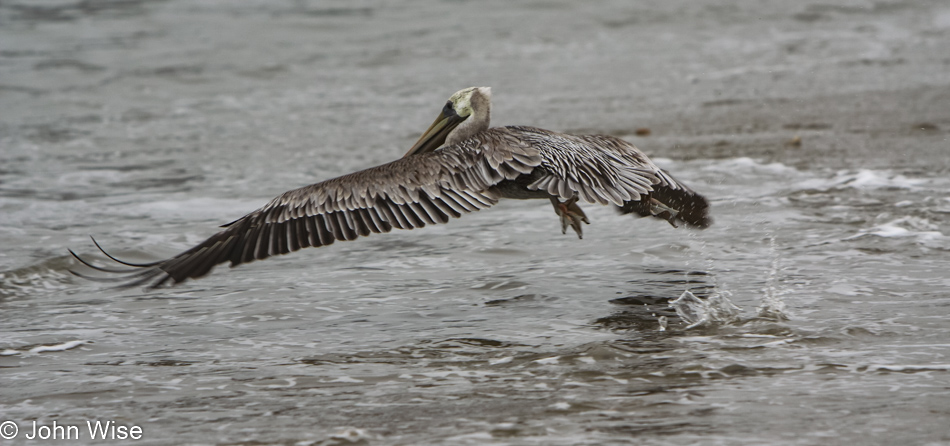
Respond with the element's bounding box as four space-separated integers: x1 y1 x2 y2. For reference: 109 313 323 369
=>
2 1 949 445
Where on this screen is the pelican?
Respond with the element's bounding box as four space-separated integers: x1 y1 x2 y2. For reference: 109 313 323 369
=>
71 87 710 288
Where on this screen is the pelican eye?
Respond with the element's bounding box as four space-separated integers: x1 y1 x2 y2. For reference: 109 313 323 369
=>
442 101 462 119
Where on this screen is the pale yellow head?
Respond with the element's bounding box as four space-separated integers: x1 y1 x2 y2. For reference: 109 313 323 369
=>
446 86 487 119
404 87 492 157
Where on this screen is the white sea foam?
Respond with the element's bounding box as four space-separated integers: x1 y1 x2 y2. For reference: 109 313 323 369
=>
799 169 929 191
328 376 363 384
27 340 87 354
327 427 374 443
702 157 801 175
845 216 950 249
695 157 806 199
0 268 71 298
866 364 950 372
489 356 513 365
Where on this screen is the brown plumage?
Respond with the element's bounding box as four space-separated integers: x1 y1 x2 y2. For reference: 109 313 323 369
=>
70 87 710 288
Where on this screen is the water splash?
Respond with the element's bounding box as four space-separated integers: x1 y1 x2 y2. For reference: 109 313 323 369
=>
674 228 744 329
758 235 789 320
669 290 742 329
671 233 791 329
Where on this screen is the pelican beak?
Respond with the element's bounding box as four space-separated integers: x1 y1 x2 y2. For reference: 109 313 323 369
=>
403 104 465 157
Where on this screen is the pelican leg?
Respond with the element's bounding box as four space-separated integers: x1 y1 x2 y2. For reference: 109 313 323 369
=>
549 196 590 239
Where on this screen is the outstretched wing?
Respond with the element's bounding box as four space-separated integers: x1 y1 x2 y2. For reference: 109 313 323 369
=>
497 126 663 206
71 129 541 288
500 126 710 228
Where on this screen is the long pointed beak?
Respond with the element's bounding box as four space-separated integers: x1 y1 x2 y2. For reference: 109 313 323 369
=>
403 107 465 158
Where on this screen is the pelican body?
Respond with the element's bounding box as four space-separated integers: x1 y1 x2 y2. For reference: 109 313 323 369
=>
72 87 710 288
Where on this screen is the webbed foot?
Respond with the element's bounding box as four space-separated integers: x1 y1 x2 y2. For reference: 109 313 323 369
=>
550 196 590 239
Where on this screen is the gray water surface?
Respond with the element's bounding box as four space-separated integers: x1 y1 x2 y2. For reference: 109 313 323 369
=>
2 1 950 445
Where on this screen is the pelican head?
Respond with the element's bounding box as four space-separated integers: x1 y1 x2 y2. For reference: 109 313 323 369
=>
404 86 492 157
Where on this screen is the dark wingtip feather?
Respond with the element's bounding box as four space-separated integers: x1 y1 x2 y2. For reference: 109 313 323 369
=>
67 268 132 283
673 193 712 229
68 237 172 289
66 266 157 287
618 186 712 229
68 248 141 274
90 236 162 268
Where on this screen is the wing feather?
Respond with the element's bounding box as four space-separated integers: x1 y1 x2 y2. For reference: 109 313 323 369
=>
493 126 709 227
72 129 541 287
314 214 334 246
507 126 664 206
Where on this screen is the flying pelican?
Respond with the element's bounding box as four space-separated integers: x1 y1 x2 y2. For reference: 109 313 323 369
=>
71 87 710 288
